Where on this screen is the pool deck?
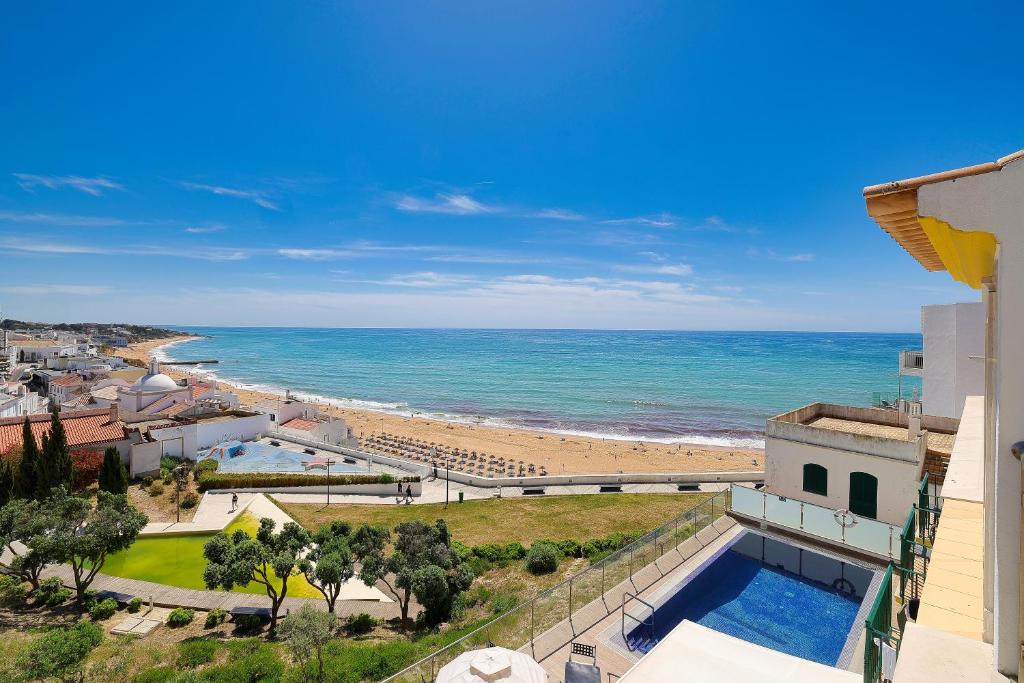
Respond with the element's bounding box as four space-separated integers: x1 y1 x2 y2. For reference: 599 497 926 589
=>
522 516 742 681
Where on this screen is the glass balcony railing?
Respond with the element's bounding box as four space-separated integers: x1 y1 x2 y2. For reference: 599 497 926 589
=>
729 484 901 559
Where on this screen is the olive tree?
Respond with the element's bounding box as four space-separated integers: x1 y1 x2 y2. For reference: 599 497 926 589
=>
299 520 354 614
203 518 311 632
279 604 335 683
0 496 61 590
351 519 473 629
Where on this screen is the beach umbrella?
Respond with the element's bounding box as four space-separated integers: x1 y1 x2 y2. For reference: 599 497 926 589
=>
436 647 546 683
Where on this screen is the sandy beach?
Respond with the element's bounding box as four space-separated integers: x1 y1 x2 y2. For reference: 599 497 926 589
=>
119 336 764 476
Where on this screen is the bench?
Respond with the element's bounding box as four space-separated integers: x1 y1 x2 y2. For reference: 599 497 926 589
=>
230 606 272 619
343 457 356 464
269 440 281 447
676 483 700 491
599 485 622 493
522 487 546 496
96 590 136 605
303 448 317 455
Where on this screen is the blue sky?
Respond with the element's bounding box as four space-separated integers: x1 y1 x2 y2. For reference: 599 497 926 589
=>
1 2 1019 331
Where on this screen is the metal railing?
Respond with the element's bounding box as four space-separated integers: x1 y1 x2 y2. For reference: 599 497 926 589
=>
381 488 729 682
621 590 655 650
863 564 896 683
729 484 902 558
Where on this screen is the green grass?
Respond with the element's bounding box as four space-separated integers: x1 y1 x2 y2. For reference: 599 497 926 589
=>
278 491 713 546
99 512 323 599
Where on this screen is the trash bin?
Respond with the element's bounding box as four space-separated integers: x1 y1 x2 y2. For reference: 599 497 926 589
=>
458 491 464 503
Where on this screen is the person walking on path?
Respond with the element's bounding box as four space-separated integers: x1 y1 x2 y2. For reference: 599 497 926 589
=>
405 484 413 504
231 493 238 512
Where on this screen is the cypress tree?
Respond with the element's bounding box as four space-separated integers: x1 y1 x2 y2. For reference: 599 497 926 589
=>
98 446 128 495
41 407 72 493
37 430 52 497
17 416 40 499
0 459 13 508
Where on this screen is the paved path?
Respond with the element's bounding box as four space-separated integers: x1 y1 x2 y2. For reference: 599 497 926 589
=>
140 492 257 535
271 479 734 506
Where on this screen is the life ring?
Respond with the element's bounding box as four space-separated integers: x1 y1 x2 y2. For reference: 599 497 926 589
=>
832 577 856 597
833 509 857 528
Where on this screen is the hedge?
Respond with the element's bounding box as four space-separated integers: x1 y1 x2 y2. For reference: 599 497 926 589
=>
196 471 419 492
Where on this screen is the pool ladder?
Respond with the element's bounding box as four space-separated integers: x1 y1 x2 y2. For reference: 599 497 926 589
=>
621 590 655 651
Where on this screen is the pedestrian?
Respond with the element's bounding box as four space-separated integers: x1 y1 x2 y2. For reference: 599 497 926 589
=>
230 492 238 512
405 484 412 503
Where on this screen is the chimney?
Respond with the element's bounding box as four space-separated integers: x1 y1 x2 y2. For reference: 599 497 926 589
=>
109 403 119 423
908 415 922 441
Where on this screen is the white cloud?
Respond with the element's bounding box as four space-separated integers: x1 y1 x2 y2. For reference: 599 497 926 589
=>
277 248 355 261
180 181 279 210
0 210 128 226
396 193 496 215
601 213 677 228
615 263 694 277
185 224 226 234
747 248 816 263
0 239 249 262
13 173 124 196
0 284 113 296
531 208 585 221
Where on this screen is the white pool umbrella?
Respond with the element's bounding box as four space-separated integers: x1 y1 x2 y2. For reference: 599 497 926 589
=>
436 647 547 683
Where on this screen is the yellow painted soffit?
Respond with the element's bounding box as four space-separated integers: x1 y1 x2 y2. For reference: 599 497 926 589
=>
917 216 996 289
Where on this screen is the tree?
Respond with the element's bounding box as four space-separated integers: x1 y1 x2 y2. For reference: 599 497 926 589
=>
203 518 311 632
278 604 335 683
70 449 103 491
0 496 61 590
0 459 13 508
38 408 72 494
16 417 39 499
299 521 355 614
46 488 148 607
17 619 102 683
351 519 473 630
97 447 128 494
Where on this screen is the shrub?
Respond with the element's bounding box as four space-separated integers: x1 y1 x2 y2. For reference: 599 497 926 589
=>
233 613 263 632
177 639 219 667
46 587 72 606
195 458 218 474
142 475 154 487
490 591 518 615
556 539 582 558
161 456 185 471
466 584 492 608
70 448 104 491
196 471 419 492
89 597 118 620
201 639 283 682
127 597 143 613
148 481 165 496
33 576 64 601
180 491 200 509
17 620 102 682
204 607 228 628
344 612 376 635
0 575 28 606
167 607 195 627
525 542 559 575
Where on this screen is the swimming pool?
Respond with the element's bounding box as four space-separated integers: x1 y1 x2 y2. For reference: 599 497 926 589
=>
625 531 877 667
199 440 368 474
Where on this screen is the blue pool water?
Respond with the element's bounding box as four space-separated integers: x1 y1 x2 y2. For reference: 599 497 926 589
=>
199 441 367 474
627 535 870 666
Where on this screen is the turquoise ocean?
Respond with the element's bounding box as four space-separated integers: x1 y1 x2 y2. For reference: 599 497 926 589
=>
156 328 922 449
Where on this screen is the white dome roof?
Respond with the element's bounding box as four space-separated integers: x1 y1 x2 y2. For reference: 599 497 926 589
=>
132 371 178 393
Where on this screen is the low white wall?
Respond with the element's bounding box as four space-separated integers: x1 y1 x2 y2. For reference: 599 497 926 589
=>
208 481 423 496
272 433 764 488
129 441 163 478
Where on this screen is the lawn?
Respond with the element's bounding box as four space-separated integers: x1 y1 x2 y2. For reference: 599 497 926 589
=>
99 512 323 598
277 491 713 546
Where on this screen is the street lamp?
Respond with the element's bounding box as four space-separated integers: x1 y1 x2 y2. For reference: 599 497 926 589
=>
445 454 450 508
324 458 337 507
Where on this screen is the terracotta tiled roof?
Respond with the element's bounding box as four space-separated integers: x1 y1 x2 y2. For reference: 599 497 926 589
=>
50 374 84 387
162 403 192 417
0 408 126 455
281 417 319 432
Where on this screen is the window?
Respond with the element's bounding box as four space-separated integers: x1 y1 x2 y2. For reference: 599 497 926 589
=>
802 463 828 496
849 472 878 519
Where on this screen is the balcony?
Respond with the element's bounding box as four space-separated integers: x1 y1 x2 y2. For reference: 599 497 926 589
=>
899 350 924 377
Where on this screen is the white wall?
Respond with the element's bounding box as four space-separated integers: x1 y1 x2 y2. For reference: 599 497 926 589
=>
764 437 921 526
922 302 985 419
195 413 270 451
918 155 1024 675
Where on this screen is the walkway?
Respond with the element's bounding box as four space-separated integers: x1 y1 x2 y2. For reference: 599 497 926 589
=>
140 492 257 535
271 479 734 506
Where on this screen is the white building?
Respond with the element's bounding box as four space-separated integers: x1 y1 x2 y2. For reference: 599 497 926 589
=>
864 148 1024 678
917 302 985 419
255 396 355 446
115 360 192 412
0 385 46 418
764 403 957 525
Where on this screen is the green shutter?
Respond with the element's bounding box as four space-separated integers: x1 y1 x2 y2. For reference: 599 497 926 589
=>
802 463 828 496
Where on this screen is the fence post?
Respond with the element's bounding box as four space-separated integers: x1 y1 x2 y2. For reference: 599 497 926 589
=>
800 502 804 530
711 495 715 520
531 601 535 653
602 563 605 596
629 547 633 578
569 578 574 624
